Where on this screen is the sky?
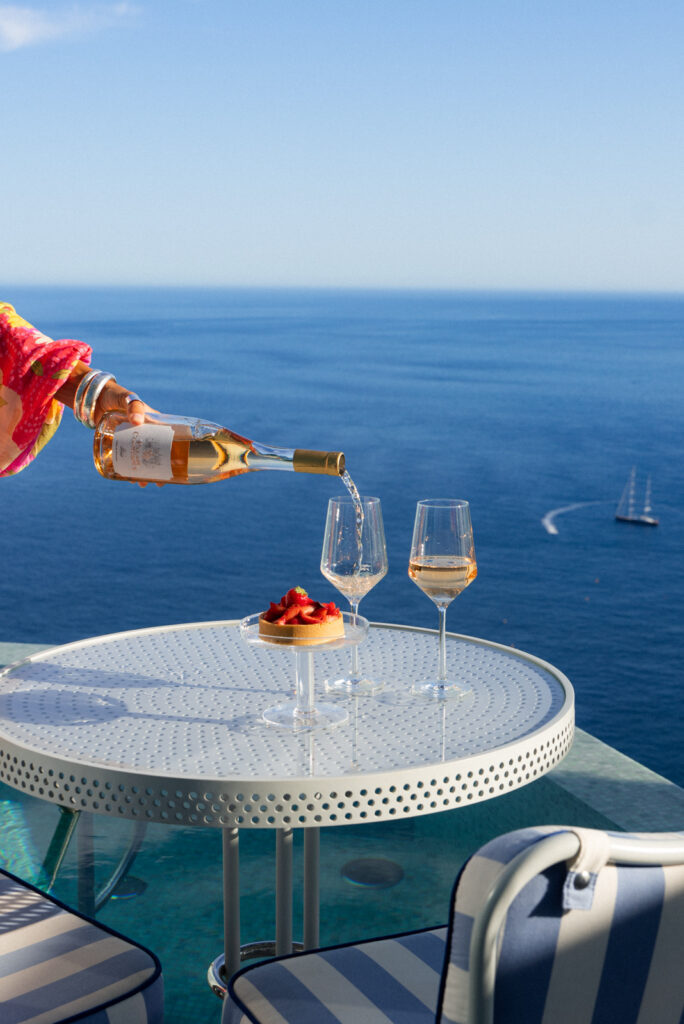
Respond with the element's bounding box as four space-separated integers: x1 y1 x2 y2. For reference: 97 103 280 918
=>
1 1 683 291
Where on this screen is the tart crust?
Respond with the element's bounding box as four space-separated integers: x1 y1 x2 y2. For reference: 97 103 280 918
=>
258 612 344 646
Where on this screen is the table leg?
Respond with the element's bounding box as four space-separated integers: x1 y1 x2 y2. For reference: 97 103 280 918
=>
77 811 95 916
211 824 311 998
38 807 80 892
303 827 320 949
222 827 241 980
275 827 293 955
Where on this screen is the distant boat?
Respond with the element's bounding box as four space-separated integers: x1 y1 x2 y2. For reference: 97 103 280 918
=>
615 467 659 526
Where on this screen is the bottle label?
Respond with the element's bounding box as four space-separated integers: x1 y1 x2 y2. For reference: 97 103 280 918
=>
112 423 174 481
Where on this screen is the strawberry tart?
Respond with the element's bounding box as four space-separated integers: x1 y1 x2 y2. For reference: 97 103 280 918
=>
258 587 344 646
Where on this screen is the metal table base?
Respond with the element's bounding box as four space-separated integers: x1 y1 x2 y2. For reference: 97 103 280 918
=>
207 825 320 997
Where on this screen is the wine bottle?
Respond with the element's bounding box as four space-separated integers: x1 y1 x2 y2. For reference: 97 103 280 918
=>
93 411 345 484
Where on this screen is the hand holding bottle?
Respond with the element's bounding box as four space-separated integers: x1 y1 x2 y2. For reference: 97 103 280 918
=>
57 362 160 485
57 361 149 428
97 383 148 427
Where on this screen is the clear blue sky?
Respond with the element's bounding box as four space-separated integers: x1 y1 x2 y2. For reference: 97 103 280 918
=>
2 1 683 290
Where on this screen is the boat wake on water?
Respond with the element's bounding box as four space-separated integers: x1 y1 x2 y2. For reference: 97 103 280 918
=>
543 470 660 535
541 502 607 535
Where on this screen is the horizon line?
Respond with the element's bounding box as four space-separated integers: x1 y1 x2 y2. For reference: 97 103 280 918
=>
5 283 684 299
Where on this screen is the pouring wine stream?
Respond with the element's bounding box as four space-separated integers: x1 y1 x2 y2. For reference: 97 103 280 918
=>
341 470 365 561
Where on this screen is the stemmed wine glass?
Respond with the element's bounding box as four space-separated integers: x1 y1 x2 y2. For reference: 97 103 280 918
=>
408 498 477 698
321 495 388 694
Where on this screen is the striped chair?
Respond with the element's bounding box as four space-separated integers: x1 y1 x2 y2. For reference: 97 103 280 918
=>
0 866 163 1023
222 825 684 1024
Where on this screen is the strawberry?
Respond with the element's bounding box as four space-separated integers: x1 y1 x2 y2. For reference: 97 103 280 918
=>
299 606 326 624
263 601 284 622
276 604 303 625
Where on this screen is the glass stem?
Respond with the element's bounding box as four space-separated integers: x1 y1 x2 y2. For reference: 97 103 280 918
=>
295 650 315 720
437 605 448 682
349 600 361 680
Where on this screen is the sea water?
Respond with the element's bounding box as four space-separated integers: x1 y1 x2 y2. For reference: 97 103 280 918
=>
3 287 684 788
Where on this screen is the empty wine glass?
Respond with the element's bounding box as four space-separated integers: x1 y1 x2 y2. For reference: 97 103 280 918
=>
408 498 477 699
321 495 388 695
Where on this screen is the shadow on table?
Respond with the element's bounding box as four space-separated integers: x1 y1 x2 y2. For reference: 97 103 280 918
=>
0 685 258 731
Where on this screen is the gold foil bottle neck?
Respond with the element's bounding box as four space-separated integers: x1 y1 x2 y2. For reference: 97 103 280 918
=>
293 450 345 476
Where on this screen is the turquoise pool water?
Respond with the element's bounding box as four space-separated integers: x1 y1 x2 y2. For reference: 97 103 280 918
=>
1 775 614 1024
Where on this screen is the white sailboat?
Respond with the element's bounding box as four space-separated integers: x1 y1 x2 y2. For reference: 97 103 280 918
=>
615 467 659 526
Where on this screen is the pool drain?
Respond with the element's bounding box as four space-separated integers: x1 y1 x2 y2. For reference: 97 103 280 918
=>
341 857 404 889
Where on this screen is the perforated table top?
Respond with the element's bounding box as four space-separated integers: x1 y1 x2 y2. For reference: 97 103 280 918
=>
0 621 574 829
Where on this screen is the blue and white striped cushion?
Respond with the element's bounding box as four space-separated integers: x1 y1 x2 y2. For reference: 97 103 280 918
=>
223 926 447 1024
0 868 163 1024
439 826 684 1024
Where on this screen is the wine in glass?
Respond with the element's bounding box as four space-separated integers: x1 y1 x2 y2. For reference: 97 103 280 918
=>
321 495 388 695
408 498 477 698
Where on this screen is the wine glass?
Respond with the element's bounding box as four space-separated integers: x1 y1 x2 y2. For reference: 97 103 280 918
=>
408 498 477 699
320 495 388 695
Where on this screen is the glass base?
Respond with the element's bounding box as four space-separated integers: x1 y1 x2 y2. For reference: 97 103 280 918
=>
262 701 349 732
325 676 384 696
411 679 472 700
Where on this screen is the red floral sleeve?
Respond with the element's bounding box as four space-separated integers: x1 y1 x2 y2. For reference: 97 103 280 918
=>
0 302 92 476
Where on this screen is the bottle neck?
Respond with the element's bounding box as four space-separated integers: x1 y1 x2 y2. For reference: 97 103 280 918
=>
293 449 345 475
246 442 344 476
247 441 297 472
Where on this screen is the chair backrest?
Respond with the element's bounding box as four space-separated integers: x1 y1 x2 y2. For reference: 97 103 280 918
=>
438 825 684 1024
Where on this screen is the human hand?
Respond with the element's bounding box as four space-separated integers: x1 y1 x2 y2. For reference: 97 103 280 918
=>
94 381 164 487
61 362 152 428
94 380 149 427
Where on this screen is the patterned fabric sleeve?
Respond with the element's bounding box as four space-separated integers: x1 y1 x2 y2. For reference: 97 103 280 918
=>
0 301 92 476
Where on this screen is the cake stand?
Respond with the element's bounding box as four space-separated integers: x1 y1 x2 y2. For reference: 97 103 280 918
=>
239 611 369 732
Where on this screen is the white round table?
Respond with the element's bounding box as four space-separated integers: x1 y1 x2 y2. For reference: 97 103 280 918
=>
0 620 574 985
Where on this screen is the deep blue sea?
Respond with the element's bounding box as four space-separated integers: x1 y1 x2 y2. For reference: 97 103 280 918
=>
3 287 683 787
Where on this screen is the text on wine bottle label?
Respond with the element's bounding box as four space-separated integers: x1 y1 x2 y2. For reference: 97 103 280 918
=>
112 423 174 481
